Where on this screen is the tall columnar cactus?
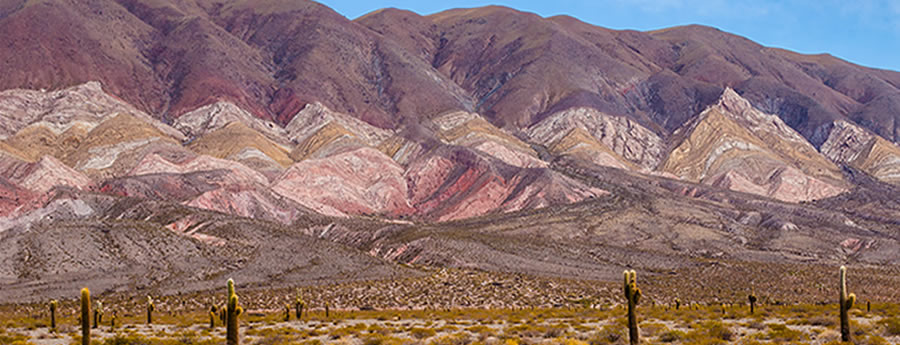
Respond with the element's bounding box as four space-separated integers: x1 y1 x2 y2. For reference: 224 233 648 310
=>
325 302 330 318
284 304 291 322
226 279 243 345
81 288 91 345
209 305 218 328
674 298 680 310
840 266 856 342
49 300 58 331
748 293 757 314
623 270 641 345
147 296 155 325
93 301 103 328
295 297 305 320
98 301 104 326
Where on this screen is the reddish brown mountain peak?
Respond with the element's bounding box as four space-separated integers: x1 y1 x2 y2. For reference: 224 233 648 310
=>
716 87 752 111
429 5 536 19
355 7 417 21
206 0 324 13
650 23 727 36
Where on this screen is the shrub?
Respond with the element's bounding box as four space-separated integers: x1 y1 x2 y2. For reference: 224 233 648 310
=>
879 317 900 336
687 321 734 342
410 327 437 339
429 332 472 345
763 323 808 342
657 330 685 343
587 325 625 345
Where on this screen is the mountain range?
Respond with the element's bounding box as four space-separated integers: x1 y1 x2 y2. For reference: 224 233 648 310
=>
1 0 899 300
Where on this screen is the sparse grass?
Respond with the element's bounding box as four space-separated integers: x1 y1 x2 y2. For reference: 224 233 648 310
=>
878 316 900 336
759 323 808 343
410 327 437 339
98 332 223 345
1 299 898 344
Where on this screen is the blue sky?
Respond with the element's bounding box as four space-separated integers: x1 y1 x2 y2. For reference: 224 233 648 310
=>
324 0 900 72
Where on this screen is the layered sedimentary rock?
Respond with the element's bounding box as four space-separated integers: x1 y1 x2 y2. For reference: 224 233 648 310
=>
0 82 182 140
289 122 369 161
174 102 288 144
821 121 900 185
547 128 636 171
662 89 847 202
286 102 392 146
432 111 546 168
0 122 92 162
104 153 302 223
0 0 897 226
103 153 269 202
0 176 33 217
0 156 92 194
187 122 293 178
272 147 413 217
377 135 427 166
129 154 269 186
63 114 189 179
406 146 604 221
527 108 665 170
185 185 309 225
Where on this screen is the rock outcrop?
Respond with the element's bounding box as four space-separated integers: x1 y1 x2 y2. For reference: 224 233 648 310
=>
528 108 665 170
821 121 900 185
187 122 293 178
662 89 847 202
406 146 604 221
0 156 92 194
272 147 414 218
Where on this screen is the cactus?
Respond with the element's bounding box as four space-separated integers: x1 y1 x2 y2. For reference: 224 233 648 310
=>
674 298 680 310
325 302 330 318
225 279 243 345
93 301 103 328
284 304 291 322
839 266 855 342
295 297 305 320
623 270 641 345
110 311 117 330
210 305 218 328
49 300 58 331
81 288 91 345
146 296 155 325
748 293 757 314
867 300 871 313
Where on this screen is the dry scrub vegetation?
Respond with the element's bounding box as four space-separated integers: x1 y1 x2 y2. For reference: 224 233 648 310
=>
2 303 900 344
1 266 900 345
